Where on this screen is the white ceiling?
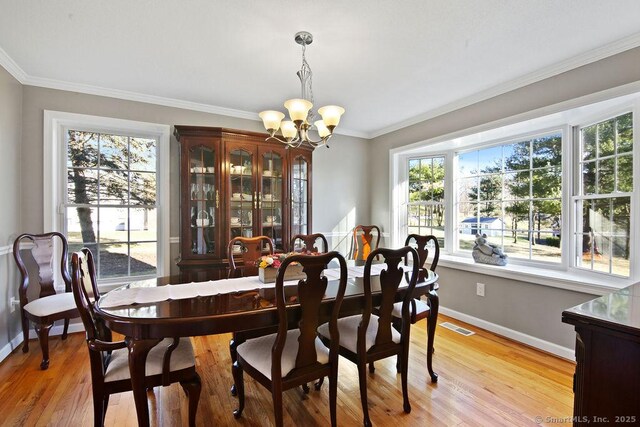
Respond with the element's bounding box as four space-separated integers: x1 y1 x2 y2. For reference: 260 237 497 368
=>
1 1 640 138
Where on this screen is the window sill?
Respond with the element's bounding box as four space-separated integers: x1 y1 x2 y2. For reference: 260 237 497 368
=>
438 254 633 296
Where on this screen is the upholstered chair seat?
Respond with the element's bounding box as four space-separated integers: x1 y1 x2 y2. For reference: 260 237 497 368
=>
390 299 430 319
104 338 196 383
237 330 329 380
318 314 401 354
23 293 77 317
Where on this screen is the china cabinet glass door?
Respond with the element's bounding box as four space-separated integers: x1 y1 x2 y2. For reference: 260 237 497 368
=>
229 148 255 252
260 151 285 250
291 155 309 236
189 146 217 255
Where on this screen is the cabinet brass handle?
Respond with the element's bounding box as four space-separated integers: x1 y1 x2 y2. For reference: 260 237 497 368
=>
259 192 262 209
254 191 257 209
216 190 219 209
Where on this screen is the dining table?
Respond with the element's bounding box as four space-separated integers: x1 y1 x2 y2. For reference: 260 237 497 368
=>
95 261 439 427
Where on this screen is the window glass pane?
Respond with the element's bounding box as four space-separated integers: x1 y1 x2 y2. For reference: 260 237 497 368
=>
458 151 478 177
130 208 157 241
597 119 615 157
98 243 129 279
130 242 157 276
99 170 128 205
504 142 529 171
503 171 529 200
617 155 632 192
100 134 129 170
459 177 478 202
582 125 596 161
129 137 156 171
582 161 596 195
67 168 98 204
479 174 502 201
67 131 98 168
597 158 615 194
617 112 633 154
66 207 97 244
532 135 562 167
532 167 561 199
531 232 562 262
130 171 156 206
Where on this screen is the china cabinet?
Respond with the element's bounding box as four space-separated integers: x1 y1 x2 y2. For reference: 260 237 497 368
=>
174 126 313 280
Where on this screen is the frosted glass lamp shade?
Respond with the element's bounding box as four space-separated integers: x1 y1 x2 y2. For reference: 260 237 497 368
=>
284 99 313 122
281 121 297 139
318 105 345 127
259 110 285 132
314 120 331 138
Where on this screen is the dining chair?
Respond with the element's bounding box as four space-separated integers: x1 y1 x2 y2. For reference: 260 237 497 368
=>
227 235 275 278
227 235 275 396
390 234 440 382
290 233 329 253
350 225 381 261
232 251 348 427
70 248 201 427
13 232 78 369
318 246 419 427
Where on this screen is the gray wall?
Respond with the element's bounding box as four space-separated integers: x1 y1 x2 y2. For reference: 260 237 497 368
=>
370 46 640 351
0 65 23 352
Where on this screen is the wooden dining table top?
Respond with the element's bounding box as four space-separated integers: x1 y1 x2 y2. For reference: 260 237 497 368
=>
95 266 439 339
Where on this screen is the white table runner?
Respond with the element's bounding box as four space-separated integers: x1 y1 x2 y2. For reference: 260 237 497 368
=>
99 264 389 309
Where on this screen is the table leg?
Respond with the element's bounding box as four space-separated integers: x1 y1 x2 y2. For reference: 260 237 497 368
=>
127 338 161 427
426 289 439 383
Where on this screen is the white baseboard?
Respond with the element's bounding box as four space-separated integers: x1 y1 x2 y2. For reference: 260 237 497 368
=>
0 323 85 364
439 306 575 361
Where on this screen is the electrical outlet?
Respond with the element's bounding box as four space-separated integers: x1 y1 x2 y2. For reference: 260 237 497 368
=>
9 297 19 313
476 282 485 297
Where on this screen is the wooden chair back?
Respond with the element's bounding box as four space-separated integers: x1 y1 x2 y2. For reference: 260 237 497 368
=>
361 246 419 351
228 236 274 278
14 232 71 305
273 252 347 380
350 225 381 260
290 233 329 253
404 234 440 283
70 249 109 343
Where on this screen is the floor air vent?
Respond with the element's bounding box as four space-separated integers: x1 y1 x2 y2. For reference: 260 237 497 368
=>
440 322 475 336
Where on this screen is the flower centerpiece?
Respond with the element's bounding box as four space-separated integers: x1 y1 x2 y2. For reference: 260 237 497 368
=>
256 252 307 283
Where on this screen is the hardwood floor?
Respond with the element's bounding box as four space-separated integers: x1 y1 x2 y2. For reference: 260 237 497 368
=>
0 315 575 426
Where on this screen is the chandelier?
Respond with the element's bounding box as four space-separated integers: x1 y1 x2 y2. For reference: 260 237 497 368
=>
259 31 345 149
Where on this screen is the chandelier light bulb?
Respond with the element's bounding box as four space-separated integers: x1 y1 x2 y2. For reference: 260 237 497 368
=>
280 121 297 139
318 105 345 128
259 110 285 132
314 120 331 138
284 98 313 123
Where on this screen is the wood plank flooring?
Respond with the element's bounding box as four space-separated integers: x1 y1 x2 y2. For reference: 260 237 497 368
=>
0 315 575 426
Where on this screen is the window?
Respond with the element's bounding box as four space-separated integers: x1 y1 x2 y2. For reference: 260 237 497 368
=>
45 111 170 288
66 130 158 279
407 156 445 247
456 133 562 262
574 112 633 277
390 92 639 289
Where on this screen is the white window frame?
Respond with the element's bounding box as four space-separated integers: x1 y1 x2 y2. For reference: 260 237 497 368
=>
44 111 171 289
389 92 640 294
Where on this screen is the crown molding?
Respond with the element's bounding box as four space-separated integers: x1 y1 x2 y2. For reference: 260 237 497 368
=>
24 75 260 120
368 31 640 139
0 46 27 83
